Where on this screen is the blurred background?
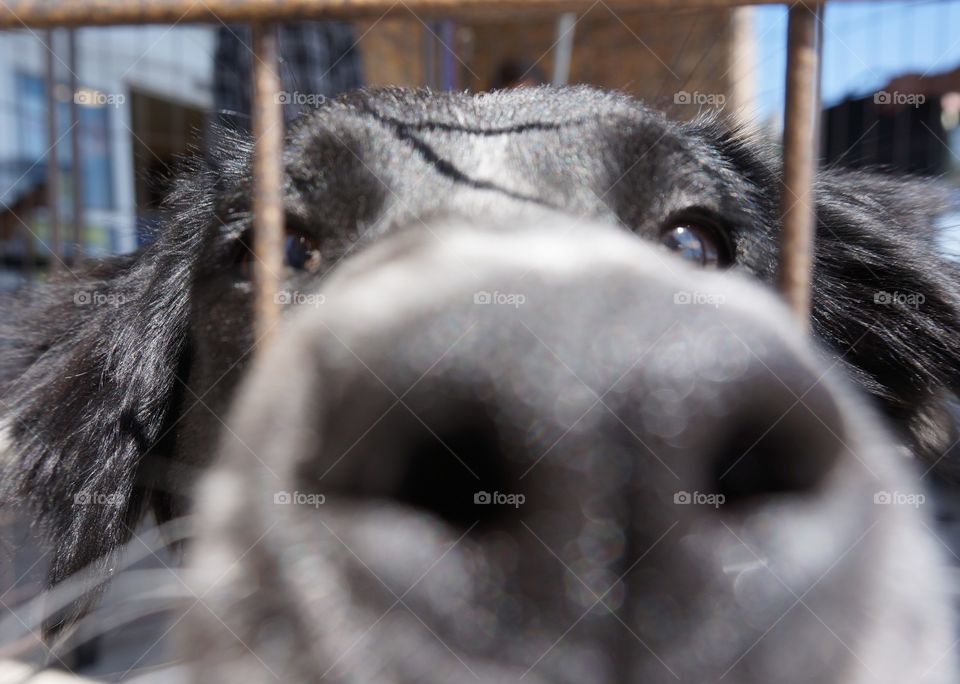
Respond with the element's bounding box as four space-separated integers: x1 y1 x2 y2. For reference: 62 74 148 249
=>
0 0 958 289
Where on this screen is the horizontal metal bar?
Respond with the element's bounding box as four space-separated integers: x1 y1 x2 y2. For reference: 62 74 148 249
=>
0 0 866 29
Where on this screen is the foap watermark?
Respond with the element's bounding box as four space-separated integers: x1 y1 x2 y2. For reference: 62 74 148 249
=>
474 490 525 508
674 90 726 107
874 490 925 508
276 91 327 107
74 491 123 507
276 290 326 307
74 290 125 307
274 490 326 508
74 88 125 108
673 290 725 308
474 291 525 308
874 290 924 309
674 491 725 508
874 90 925 108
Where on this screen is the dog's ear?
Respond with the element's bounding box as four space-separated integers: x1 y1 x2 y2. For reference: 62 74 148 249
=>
809 170 960 475
0 170 212 632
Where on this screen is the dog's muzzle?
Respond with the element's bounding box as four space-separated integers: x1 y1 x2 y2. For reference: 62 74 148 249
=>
186 216 947 684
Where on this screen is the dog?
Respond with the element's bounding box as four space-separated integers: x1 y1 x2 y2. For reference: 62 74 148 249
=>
2 86 959 682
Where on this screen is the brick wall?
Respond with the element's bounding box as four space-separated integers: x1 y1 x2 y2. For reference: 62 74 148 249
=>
356 7 750 119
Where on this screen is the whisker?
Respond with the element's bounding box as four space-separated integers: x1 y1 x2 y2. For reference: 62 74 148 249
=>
1 518 193 640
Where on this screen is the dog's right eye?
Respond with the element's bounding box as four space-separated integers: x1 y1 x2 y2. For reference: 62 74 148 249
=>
232 228 322 277
660 222 727 268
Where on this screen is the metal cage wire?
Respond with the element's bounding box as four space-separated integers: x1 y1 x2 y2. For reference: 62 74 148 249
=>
0 0 825 339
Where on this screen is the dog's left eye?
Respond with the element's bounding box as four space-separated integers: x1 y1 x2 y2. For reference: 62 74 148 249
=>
285 232 323 273
660 223 724 268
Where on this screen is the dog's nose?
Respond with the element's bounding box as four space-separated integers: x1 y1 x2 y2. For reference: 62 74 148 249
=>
281 216 845 520
309 306 844 532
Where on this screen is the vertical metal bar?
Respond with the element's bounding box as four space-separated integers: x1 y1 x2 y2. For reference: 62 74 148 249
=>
251 23 285 344
0 217 6 275
728 7 758 119
44 29 62 274
422 22 436 88
24 193 36 283
439 20 456 90
778 2 821 329
68 29 83 266
813 2 824 158
552 12 577 86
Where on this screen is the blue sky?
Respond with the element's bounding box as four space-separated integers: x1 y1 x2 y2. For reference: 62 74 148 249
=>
754 1 960 121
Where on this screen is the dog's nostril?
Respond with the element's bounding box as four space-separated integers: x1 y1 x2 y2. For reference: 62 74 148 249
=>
394 411 509 529
712 386 845 505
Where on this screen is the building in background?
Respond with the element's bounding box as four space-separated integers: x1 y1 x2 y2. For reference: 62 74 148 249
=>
355 7 754 117
0 26 213 285
821 95 950 177
753 1 960 182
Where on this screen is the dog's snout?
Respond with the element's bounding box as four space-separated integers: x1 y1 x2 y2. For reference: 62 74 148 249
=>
313 316 845 527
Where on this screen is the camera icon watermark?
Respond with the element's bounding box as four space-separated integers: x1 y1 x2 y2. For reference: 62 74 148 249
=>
873 290 924 309
275 289 325 307
74 491 123 507
874 90 925 108
674 90 726 106
74 89 125 108
673 490 725 508
474 490 525 508
874 490 925 508
274 490 326 508
275 91 327 106
473 291 526 308
73 290 125 307
673 290 725 308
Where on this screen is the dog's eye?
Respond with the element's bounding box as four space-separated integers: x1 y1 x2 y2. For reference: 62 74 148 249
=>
660 223 723 268
284 232 323 273
231 226 322 277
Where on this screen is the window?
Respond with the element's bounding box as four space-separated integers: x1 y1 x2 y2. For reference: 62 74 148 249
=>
15 72 114 210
